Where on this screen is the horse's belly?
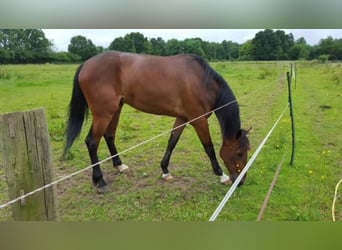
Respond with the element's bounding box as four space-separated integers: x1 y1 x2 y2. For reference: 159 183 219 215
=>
123 92 182 117
120 81 187 117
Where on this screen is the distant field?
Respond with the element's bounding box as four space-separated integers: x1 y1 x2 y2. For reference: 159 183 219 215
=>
0 61 341 221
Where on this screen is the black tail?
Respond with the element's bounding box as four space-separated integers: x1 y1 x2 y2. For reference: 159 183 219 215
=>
63 63 88 158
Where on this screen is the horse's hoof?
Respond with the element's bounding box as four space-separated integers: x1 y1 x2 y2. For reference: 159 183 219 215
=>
116 164 129 173
96 185 108 194
162 173 174 181
221 179 233 185
220 173 232 185
94 179 108 193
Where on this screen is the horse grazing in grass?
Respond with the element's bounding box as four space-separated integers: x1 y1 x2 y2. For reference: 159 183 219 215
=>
64 51 250 192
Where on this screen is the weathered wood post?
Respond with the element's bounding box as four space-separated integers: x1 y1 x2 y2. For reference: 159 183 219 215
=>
0 108 57 220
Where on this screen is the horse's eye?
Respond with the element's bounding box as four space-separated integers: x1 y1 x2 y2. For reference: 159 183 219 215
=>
236 152 243 159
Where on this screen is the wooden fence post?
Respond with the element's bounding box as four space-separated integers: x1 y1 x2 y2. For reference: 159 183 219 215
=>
0 108 57 220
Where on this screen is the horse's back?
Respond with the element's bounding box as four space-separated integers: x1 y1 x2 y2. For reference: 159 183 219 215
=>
79 51 195 84
119 52 210 117
78 51 211 118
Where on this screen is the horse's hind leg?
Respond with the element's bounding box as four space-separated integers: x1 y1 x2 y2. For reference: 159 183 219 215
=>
85 117 112 191
160 118 187 180
103 104 129 173
85 124 107 190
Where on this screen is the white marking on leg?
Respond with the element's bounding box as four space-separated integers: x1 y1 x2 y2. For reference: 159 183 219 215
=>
116 164 129 173
220 172 232 185
162 173 174 181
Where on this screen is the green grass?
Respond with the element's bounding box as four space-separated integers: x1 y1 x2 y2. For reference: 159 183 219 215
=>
0 61 341 221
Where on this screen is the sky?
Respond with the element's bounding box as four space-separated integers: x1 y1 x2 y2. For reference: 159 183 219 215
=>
42 29 342 52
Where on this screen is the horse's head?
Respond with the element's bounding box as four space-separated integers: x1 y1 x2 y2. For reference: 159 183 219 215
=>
220 128 251 186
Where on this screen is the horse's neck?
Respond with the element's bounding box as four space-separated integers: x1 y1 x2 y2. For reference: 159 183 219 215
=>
213 87 241 140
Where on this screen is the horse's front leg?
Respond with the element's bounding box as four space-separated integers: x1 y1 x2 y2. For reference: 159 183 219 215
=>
191 118 232 185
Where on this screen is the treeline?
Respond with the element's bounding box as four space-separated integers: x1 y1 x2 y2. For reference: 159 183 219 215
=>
1 29 341 64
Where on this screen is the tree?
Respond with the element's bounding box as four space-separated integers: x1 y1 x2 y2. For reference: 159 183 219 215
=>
0 48 10 63
109 36 134 52
0 29 52 63
275 30 294 59
202 41 219 60
316 36 342 60
96 46 104 54
335 39 342 60
221 40 240 60
239 40 254 60
109 32 152 54
252 29 274 60
182 38 205 57
150 37 166 55
68 35 98 61
0 30 12 63
126 32 152 54
252 29 294 60
289 37 311 60
25 29 52 62
165 39 182 55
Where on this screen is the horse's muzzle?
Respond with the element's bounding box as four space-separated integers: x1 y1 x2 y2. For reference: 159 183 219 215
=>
230 173 246 186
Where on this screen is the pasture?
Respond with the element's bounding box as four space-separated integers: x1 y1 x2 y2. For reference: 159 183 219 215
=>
0 61 341 221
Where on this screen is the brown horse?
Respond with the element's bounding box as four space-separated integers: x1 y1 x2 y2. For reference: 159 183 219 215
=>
64 51 250 192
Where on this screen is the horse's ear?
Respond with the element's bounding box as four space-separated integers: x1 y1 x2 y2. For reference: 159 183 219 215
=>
236 129 242 139
236 128 251 151
236 127 252 139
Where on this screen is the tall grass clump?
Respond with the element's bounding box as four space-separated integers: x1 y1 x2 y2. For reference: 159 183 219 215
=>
0 68 11 80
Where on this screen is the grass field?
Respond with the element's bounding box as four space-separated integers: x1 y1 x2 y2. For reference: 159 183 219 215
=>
0 61 341 221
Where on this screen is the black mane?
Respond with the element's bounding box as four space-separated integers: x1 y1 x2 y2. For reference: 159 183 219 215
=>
192 55 241 139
